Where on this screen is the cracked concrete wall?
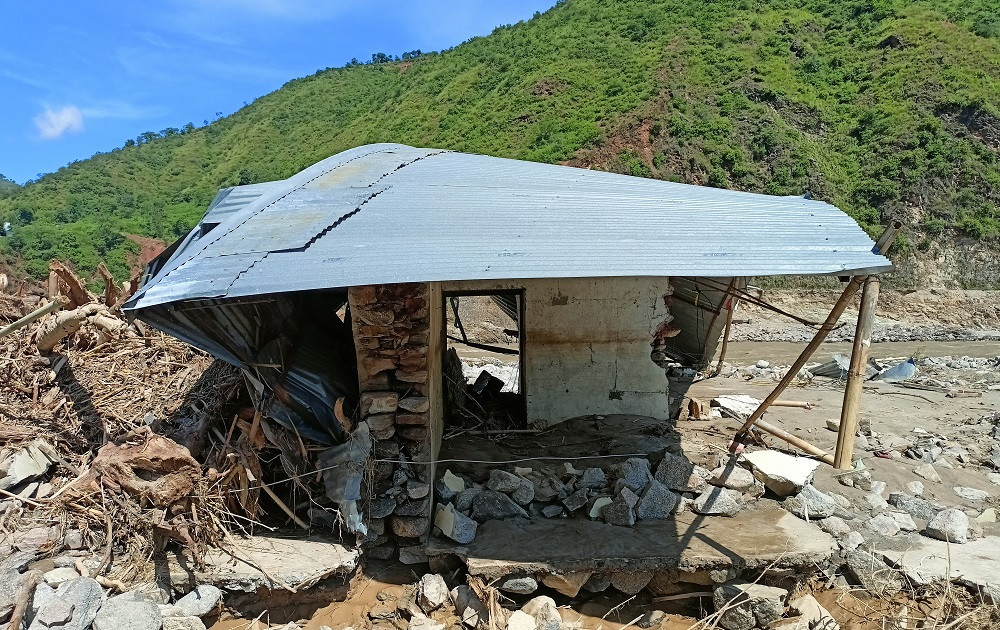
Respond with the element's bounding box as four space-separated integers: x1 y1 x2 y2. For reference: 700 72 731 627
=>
442 277 673 426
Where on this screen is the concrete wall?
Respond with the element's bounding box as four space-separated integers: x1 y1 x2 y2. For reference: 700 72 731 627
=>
441 277 673 426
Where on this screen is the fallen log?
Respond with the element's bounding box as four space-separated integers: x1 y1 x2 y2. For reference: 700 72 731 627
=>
35 307 88 352
49 260 96 308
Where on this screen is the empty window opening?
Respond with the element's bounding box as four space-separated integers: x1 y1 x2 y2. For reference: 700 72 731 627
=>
442 290 526 429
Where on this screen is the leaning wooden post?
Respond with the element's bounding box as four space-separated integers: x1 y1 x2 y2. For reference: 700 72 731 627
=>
730 275 864 450
834 275 880 469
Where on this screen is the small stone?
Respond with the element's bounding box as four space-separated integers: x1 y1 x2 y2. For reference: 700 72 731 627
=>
417 574 449 612
844 550 902 596
636 480 679 520
391 516 431 538
36 597 75 627
977 508 997 524
499 576 538 594
43 567 79 587
583 573 611 593
713 581 788 630
541 572 592 598
887 511 918 532
825 418 840 432
472 491 529 522
36 577 103 630
176 585 222 617
709 465 757 493
506 610 535 630
839 531 865 551
819 516 851 537
579 468 607 489
639 610 666 629
783 485 838 520
907 481 924 496
521 596 561 629
369 603 397 620
616 458 653 492
435 502 478 544
987 473 1000 486
589 497 613 519
409 613 445 630
454 486 482 512
862 493 889 513
562 488 589 512
407 480 430 499
756 360 770 368
602 488 639 526
487 470 522 493
925 508 970 544
865 514 900 537
63 530 84 550
653 452 696 491
788 594 840 630
436 470 465 501
560 462 582 477
913 464 941 483
870 480 887 497
953 487 990 503
693 487 742 516
511 478 535 506
888 492 944 521
451 585 489 628
541 505 563 518
163 617 207 630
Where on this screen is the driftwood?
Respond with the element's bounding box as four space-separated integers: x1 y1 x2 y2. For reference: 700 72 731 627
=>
49 260 96 308
35 308 88 352
96 262 122 308
7 569 41 630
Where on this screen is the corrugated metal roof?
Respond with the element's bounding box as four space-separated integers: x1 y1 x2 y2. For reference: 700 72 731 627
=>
201 181 284 228
126 143 892 311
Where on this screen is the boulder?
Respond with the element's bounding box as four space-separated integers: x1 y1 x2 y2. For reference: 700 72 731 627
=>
43 567 80 587
417 574 450 612
28 577 103 630
93 590 162 630
454 486 482 512
713 581 788 630
783 485 837 520
636 480 679 520
693 488 742 516
435 503 478 544
175 585 222 617
653 452 695 490
843 550 902 596
741 450 819 497
925 509 970 544
472 491 529 522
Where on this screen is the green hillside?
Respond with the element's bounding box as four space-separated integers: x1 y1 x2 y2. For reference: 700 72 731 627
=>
2 0 999 285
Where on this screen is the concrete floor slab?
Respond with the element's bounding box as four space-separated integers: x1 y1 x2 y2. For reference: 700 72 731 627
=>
881 536 1000 599
196 536 360 592
426 507 835 580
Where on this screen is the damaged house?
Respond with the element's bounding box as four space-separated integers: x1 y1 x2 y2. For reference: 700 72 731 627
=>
124 143 893 590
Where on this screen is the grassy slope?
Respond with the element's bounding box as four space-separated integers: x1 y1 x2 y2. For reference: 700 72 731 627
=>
1 0 998 285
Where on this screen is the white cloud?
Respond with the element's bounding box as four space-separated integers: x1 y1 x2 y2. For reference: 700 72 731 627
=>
34 105 84 140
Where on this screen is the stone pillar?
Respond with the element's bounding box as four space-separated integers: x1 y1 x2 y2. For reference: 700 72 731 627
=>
348 282 433 561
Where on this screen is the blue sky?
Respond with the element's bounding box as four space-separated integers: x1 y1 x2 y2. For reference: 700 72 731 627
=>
0 0 556 184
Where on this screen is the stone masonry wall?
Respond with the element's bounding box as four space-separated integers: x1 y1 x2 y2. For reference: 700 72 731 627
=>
348 283 434 562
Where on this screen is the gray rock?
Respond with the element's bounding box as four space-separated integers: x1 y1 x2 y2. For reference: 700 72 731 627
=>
609 571 654 595
434 503 478 544
0 440 55 490
498 576 538 594
472 491 529 522
506 610 535 630
925 508 970 544
487 470 522 493
583 573 611 593
844 550 902 596
783 485 837 520
616 458 653 492
43 567 80 586
862 493 889 513
865 514 900 537
913 464 941 483
693 487 742 516
93 591 162 630
887 511 918 532
63 530 84 550
639 610 666 629
818 516 851 537
954 487 990 503
511 479 535 506
709 465 757 493
451 585 489 628
653 452 695 491
36 597 75 627
454 486 482 512
175 584 222 617
417 574 449 612
636 480 679 520
562 488 589 512
602 488 639 526
888 492 944 522
870 480 887 498
907 481 924 496
399 546 428 565
742 449 820 497
162 618 207 630
541 505 563 518
29 577 103 630
713 581 788 630
520 596 561 630
531 475 568 502
579 468 607 490
407 480 430 500
839 531 865 551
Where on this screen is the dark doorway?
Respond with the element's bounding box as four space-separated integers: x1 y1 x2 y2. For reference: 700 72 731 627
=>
441 290 526 430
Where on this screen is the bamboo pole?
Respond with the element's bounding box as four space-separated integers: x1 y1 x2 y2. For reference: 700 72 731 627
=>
730 275 864 449
834 276 880 469
0 297 67 341
714 297 736 375
754 418 834 465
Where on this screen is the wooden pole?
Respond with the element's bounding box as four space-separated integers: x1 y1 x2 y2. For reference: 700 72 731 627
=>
713 297 736 375
754 418 834 465
730 275 864 448
834 275 880 469
0 298 66 341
